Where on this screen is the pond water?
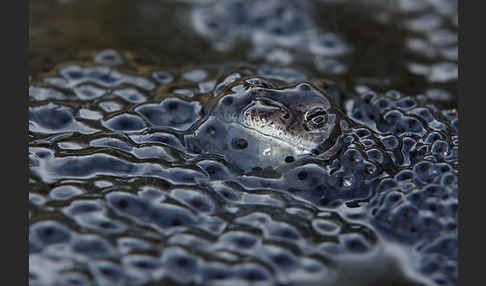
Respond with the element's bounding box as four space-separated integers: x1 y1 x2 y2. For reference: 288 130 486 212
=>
29 1 458 285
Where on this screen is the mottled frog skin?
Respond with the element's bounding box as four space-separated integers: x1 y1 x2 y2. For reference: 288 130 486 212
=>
185 78 348 173
29 51 458 286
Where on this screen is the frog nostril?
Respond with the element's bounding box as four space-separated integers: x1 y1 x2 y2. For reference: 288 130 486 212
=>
298 83 312 91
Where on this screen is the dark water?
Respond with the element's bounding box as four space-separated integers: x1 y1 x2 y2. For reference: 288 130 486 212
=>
29 1 458 285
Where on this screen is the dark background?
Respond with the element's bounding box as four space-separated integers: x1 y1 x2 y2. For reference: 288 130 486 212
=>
29 0 457 108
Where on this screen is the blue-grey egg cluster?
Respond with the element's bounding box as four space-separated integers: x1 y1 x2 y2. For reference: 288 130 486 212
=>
190 0 350 69
29 50 458 286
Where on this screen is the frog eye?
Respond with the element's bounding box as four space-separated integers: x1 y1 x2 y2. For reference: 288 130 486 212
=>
305 107 327 130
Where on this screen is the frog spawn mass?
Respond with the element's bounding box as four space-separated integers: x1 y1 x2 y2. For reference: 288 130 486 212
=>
190 0 351 69
29 51 458 286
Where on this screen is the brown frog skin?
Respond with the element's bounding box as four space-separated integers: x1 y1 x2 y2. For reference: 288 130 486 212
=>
185 77 352 173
